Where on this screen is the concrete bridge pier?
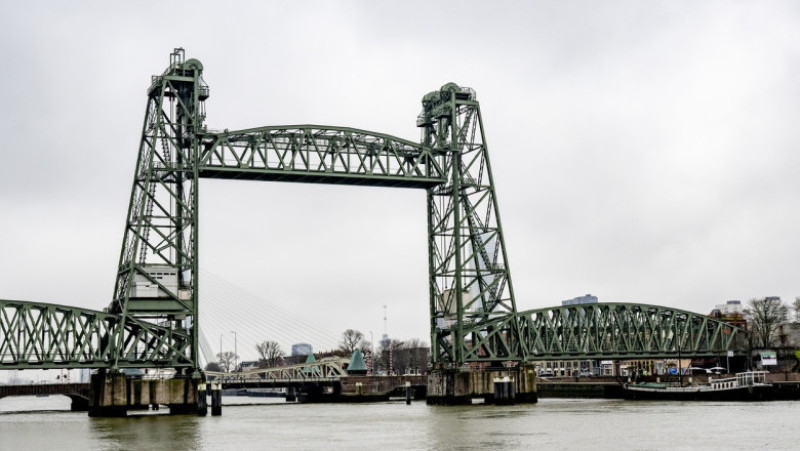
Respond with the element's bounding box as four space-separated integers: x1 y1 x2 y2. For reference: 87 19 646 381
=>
427 364 538 405
285 385 297 402
88 370 204 417
68 395 90 411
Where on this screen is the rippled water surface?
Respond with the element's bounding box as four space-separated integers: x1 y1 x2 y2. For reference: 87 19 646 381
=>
1 396 796 450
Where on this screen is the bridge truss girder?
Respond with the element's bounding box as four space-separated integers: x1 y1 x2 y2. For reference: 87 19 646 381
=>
206 357 350 384
197 126 446 188
516 303 747 360
0 299 191 369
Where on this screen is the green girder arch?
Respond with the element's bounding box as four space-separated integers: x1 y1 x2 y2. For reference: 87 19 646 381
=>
451 303 747 363
197 125 446 188
0 299 190 369
516 303 747 360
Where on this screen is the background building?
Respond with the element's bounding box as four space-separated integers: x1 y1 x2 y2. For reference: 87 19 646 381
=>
291 343 313 356
562 294 598 306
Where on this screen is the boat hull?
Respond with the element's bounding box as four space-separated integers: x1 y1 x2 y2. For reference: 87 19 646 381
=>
623 384 775 401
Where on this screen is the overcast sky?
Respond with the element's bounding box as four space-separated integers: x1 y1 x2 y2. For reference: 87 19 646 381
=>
1 1 798 360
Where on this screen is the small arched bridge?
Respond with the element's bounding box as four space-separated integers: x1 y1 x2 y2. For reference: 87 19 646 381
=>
0 382 90 411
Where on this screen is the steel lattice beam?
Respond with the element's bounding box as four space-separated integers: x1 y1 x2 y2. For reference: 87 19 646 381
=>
0 299 191 369
515 303 746 360
198 126 447 188
206 357 349 383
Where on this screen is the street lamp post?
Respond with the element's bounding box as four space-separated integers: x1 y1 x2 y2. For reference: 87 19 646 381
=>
230 331 237 372
219 334 223 369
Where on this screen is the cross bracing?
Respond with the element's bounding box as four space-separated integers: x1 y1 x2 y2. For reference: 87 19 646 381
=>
516 303 746 360
206 357 349 384
0 299 191 369
197 126 447 188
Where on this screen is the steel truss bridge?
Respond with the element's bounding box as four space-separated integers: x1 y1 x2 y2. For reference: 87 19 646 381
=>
206 357 350 385
0 49 745 374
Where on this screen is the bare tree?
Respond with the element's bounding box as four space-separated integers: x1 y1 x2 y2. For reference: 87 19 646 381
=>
204 361 222 372
793 297 800 323
744 297 788 348
403 338 428 373
358 339 372 355
339 329 364 354
256 340 284 368
216 351 238 372
379 338 405 374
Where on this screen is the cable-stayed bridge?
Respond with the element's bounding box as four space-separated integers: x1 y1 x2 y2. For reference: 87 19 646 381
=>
196 270 341 367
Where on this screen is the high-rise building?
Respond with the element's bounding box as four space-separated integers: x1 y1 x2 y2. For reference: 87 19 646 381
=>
714 300 744 316
291 343 313 356
562 294 598 306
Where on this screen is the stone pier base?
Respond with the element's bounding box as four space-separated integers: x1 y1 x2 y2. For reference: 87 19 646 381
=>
88 370 203 417
427 365 537 405
68 395 90 412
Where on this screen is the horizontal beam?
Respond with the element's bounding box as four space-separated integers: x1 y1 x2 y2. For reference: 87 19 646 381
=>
198 126 448 188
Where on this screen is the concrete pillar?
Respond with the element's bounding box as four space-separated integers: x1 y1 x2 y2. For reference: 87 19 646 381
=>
197 382 208 416
68 395 90 412
493 377 515 405
210 382 222 416
516 364 538 403
427 366 537 405
88 370 129 417
286 385 297 402
88 370 202 417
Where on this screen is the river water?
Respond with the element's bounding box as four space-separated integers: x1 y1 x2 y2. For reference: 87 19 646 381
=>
0 395 796 450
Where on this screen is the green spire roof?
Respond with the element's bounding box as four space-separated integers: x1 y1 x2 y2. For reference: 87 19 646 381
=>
348 349 367 372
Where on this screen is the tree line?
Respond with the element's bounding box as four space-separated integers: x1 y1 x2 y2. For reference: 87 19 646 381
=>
205 328 428 374
742 296 800 348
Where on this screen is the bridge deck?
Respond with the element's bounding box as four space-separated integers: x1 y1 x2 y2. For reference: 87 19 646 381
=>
0 383 90 400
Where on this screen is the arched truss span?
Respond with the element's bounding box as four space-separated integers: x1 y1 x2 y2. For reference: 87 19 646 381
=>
516 303 746 360
198 126 446 188
0 299 190 369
